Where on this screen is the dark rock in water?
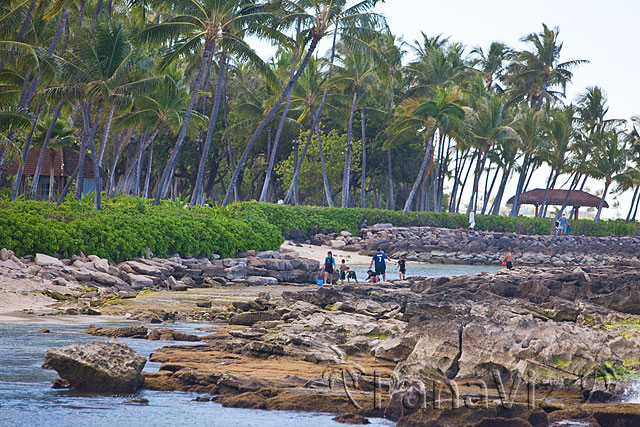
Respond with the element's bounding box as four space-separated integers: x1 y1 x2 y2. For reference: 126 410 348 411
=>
37 328 50 333
332 413 370 425
125 398 149 405
584 389 617 403
51 378 70 389
147 328 200 342
42 341 146 393
229 311 280 326
475 418 531 427
86 325 148 339
194 396 211 402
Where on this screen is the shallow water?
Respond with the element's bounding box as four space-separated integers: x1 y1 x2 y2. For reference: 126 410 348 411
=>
341 263 501 283
0 322 394 426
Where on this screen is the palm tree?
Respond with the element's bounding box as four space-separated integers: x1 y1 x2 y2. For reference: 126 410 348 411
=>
587 128 628 222
54 22 155 209
509 105 545 216
505 24 586 110
463 87 517 214
223 0 387 206
138 0 276 204
470 41 511 92
391 88 465 215
331 45 377 207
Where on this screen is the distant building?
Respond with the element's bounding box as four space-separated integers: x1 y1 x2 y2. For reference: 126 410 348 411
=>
3 147 101 199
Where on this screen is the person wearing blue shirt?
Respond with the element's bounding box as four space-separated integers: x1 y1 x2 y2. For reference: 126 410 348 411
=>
323 251 336 285
559 214 568 235
369 248 389 281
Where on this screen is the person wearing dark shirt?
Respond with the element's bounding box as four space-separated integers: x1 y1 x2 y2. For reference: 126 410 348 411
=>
396 255 407 280
366 269 378 283
324 251 335 284
369 248 389 281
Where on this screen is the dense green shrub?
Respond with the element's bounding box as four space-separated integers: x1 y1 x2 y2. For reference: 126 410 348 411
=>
234 201 640 237
0 197 283 261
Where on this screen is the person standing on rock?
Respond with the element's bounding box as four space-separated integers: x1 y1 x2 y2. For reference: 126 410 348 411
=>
396 255 407 280
559 214 568 235
339 259 348 284
324 251 336 284
502 250 514 270
369 248 389 281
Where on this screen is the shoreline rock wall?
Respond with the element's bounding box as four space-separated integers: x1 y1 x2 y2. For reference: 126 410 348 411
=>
309 225 640 266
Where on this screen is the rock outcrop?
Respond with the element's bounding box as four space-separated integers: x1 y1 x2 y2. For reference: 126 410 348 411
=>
43 341 147 392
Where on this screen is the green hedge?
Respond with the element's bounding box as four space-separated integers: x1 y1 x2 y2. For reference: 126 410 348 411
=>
0 197 283 262
234 201 640 237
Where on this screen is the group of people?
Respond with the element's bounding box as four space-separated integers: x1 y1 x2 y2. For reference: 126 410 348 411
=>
555 214 570 235
322 249 407 285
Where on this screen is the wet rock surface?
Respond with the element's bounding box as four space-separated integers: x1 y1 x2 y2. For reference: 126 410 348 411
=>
137 265 640 425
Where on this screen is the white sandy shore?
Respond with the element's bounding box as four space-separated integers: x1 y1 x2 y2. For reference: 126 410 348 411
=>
281 241 375 264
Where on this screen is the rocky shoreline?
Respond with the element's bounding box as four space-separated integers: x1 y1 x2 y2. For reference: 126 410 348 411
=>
41 264 640 426
306 225 640 267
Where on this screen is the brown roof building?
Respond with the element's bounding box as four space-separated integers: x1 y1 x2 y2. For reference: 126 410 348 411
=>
506 189 607 219
3 147 99 200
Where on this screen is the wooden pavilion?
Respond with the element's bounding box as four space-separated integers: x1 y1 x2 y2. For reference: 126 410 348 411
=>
506 189 607 219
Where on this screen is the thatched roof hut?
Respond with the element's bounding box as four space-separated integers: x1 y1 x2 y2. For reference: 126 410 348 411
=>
506 189 606 219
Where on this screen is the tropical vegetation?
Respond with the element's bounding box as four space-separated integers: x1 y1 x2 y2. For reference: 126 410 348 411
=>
1 1 639 225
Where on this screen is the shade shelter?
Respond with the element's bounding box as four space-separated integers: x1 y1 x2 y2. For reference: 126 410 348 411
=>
506 189 607 219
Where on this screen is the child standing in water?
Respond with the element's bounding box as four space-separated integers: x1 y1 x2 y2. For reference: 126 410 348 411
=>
339 259 348 284
502 250 514 270
396 255 407 280
324 251 336 284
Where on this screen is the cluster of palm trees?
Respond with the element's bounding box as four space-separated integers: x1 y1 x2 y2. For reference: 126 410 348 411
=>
1 1 639 222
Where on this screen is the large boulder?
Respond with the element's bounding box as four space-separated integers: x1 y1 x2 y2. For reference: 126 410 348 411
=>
42 341 146 392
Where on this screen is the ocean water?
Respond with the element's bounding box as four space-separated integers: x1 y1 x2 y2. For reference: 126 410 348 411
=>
0 321 394 427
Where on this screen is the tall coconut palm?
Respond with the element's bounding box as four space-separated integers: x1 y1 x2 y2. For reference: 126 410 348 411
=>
470 41 511 92
509 105 545 216
391 88 465 215
54 22 156 209
138 0 277 205
587 128 628 222
223 0 387 206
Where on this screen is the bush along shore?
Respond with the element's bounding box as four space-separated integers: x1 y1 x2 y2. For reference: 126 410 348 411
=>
235 201 640 237
0 198 283 262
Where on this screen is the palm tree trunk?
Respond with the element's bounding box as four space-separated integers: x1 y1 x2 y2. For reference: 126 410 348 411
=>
0 148 6 183
509 153 531 217
481 165 500 215
456 150 477 213
90 103 103 210
542 171 560 217
467 147 489 214
490 166 511 216
108 128 131 195
98 102 116 169
403 136 433 215
625 183 640 224
31 100 64 200
450 150 466 212
11 102 43 201
341 86 359 208
360 106 367 208
48 153 55 201
259 58 296 202
223 36 321 206
632 189 640 222
154 40 214 204
190 52 227 207
57 162 80 206
594 181 610 223
143 139 154 199
317 127 333 207
557 172 579 220
387 149 394 210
